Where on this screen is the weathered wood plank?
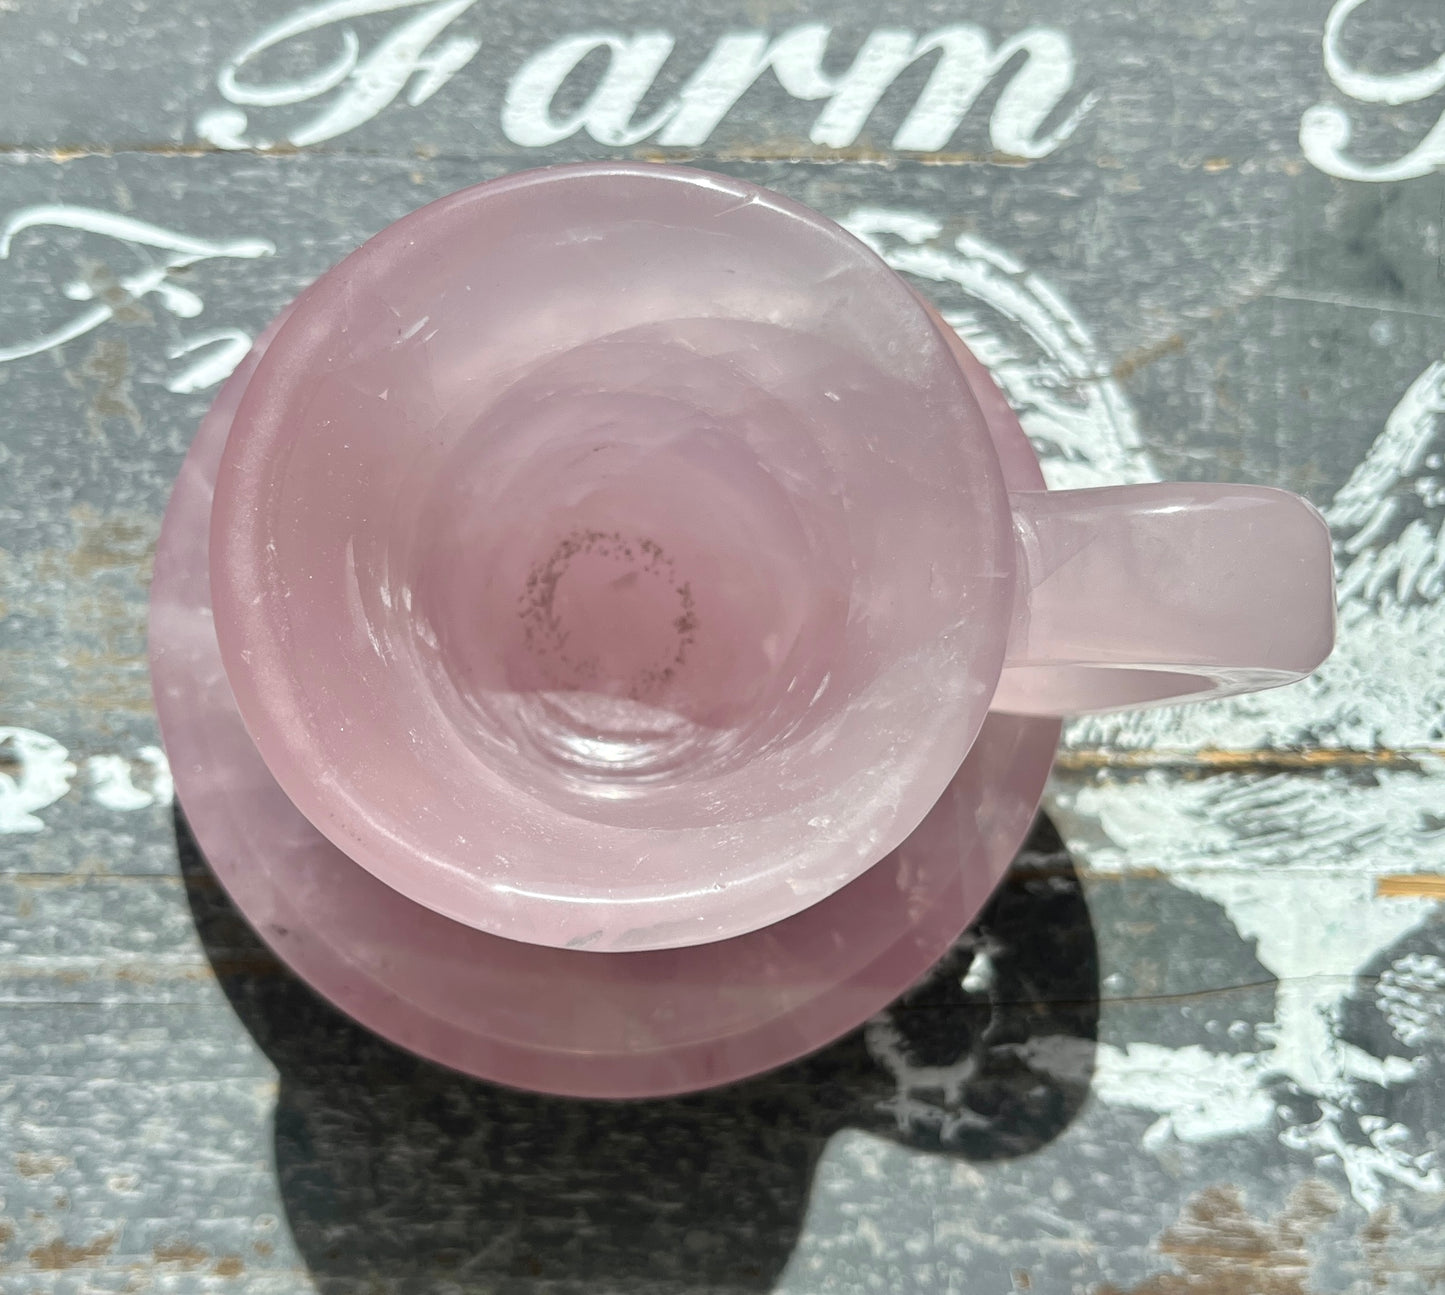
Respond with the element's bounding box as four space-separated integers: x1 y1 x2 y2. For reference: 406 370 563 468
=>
3 0 1445 1289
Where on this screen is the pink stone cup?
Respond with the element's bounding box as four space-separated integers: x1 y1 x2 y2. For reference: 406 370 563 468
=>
208 163 1335 953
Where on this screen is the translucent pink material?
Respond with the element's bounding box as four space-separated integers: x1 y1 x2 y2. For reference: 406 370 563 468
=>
149 315 1058 1097
204 164 1335 953
997 484 1336 713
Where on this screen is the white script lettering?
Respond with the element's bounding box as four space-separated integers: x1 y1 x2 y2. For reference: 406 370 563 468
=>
0 206 273 390
197 1 1092 160
1301 0 1445 182
196 0 482 149
502 23 1094 155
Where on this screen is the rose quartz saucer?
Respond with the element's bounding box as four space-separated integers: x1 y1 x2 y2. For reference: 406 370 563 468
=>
150 318 1059 1100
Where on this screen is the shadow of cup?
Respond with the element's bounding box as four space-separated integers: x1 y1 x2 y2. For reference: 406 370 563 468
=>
178 808 1097 1290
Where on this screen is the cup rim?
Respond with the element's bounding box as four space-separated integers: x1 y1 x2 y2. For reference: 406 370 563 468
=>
207 162 1016 950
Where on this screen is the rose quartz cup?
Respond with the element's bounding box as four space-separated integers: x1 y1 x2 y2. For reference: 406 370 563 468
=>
209 163 1335 953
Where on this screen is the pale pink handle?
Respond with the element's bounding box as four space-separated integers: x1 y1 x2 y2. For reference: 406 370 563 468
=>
993 484 1336 715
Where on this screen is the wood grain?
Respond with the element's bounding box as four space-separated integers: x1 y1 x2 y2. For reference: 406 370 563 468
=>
2 0 1444 1289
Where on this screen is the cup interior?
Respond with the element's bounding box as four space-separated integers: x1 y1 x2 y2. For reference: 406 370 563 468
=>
411 321 856 803
209 164 1014 950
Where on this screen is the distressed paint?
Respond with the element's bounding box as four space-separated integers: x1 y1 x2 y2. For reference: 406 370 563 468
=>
499 24 1094 156
0 205 273 390
194 0 1093 159
0 727 173 833
196 0 482 150
0 728 77 834
1301 0 1445 181
3 0 1445 1286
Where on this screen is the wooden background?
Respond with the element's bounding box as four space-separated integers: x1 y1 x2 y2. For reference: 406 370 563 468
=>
2 0 1444 1289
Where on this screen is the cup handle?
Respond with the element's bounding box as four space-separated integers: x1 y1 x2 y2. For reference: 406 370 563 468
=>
993 484 1337 715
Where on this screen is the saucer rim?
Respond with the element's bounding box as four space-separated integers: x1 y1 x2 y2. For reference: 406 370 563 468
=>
149 309 1059 1099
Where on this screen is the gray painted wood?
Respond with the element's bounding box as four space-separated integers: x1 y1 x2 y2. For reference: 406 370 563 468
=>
3 0 1445 1290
